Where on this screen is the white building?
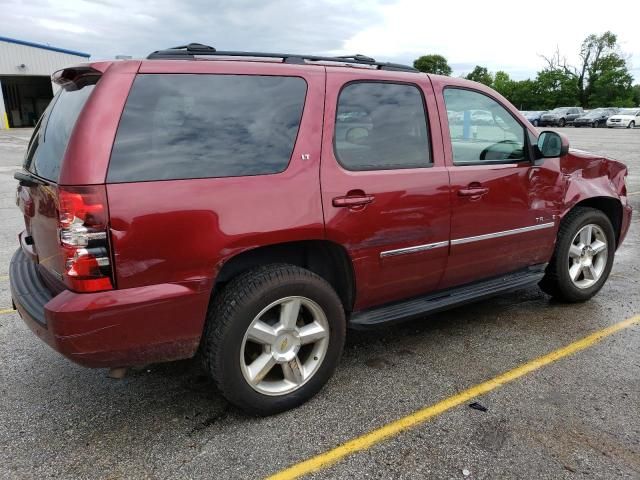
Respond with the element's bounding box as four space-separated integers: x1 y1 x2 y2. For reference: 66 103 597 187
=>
0 36 90 129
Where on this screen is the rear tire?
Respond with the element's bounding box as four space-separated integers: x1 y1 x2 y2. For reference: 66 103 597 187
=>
539 207 615 302
629 121 635 129
559 118 566 127
201 264 346 416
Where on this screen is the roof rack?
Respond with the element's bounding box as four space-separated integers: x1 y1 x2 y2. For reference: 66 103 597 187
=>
146 43 418 72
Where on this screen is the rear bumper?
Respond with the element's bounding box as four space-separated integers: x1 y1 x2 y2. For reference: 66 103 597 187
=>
10 248 211 368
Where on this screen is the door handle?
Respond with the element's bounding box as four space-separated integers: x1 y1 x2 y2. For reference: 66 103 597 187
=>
458 187 489 197
332 194 375 208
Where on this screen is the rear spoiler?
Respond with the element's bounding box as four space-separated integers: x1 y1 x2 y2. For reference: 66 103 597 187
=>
52 66 102 91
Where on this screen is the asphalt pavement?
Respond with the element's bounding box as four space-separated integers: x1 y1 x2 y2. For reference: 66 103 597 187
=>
0 127 638 479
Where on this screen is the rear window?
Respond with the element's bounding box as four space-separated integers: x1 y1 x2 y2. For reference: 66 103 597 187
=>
23 84 96 182
107 74 307 182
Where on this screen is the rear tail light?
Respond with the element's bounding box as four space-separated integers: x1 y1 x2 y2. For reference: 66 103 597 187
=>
57 186 114 292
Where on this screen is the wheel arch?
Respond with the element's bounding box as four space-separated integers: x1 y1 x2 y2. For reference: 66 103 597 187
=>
214 240 356 311
564 196 623 247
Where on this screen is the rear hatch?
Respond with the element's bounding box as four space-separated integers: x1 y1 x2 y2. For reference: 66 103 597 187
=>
15 68 114 293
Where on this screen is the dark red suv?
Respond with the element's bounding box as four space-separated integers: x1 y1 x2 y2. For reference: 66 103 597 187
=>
11 44 632 415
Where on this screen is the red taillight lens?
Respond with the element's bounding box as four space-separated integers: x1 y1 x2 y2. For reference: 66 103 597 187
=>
57 186 113 292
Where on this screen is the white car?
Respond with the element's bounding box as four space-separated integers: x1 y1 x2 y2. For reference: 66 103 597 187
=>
606 108 640 128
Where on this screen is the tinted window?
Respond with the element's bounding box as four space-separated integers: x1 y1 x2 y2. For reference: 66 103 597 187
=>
585 109 604 118
443 88 526 165
108 74 307 182
24 84 96 181
334 82 430 170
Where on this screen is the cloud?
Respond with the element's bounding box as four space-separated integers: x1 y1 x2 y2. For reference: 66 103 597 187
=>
1 0 386 58
0 0 638 82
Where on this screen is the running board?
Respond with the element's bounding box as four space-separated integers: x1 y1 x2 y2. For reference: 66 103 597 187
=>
349 264 546 329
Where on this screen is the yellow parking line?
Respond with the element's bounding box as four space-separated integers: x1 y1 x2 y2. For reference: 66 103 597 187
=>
0 308 15 315
266 315 640 480
628 191 640 197
0 275 8 281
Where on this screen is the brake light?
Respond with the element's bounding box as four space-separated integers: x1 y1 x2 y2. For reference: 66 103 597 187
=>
57 186 113 292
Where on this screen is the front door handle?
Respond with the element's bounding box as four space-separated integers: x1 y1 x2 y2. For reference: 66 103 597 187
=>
332 194 375 208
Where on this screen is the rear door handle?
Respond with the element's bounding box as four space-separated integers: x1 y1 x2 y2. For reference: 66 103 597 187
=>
332 194 375 208
458 187 489 197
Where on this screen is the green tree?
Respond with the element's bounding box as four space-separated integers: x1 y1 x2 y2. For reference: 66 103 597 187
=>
465 66 493 86
413 55 452 75
508 79 538 110
633 84 640 106
542 31 634 108
533 69 580 109
492 71 514 98
588 54 635 106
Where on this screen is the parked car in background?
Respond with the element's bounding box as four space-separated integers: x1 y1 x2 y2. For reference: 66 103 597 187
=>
606 108 640 128
520 110 546 127
470 109 493 125
573 108 619 128
447 110 463 123
539 107 584 127
10 44 632 415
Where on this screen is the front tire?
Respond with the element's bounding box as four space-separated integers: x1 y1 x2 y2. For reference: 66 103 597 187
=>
201 264 346 416
539 207 615 302
559 118 566 127
628 121 635 129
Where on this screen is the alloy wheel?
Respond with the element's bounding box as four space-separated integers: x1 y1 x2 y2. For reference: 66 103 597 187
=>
567 224 608 289
240 296 330 396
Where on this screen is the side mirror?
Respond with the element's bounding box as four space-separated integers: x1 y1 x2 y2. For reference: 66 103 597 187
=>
536 130 569 161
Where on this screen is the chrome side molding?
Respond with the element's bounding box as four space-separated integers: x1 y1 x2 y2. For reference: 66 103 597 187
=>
380 222 555 258
380 240 449 258
450 222 555 245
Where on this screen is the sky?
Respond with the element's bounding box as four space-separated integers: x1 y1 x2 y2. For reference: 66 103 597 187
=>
1 0 639 82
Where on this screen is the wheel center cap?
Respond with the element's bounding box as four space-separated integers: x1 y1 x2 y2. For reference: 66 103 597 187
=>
272 332 300 362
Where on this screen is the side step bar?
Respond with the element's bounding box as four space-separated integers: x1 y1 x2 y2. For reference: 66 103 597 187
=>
349 264 547 329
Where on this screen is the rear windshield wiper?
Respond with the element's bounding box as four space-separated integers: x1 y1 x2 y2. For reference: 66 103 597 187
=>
14 171 47 187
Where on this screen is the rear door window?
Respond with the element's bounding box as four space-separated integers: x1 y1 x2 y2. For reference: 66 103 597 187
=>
334 82 431 170
107 74 307 182
24 84 96 182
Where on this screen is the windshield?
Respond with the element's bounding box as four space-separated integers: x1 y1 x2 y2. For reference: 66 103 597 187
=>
617 109 639 116
550 108 569 114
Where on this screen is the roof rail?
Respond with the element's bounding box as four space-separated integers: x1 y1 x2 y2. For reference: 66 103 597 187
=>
146 43 418 72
